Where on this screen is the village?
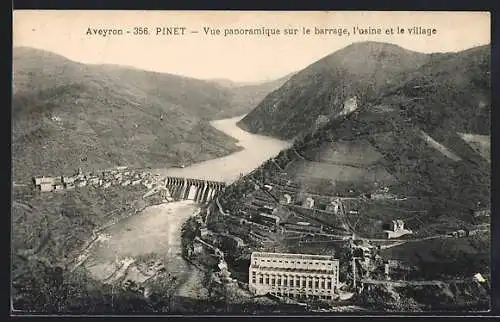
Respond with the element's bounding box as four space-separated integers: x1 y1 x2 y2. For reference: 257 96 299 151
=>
32 166 166 193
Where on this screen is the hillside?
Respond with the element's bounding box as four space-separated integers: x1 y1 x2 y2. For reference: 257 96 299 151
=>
229 42 491 230
227 42 490 226
289 45 491 207
209 42 490 310
229 41 491 227
238 42 491 141
237 41 431 139
12 47 285 180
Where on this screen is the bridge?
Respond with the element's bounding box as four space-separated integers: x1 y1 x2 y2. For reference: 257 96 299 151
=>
164 176 226 204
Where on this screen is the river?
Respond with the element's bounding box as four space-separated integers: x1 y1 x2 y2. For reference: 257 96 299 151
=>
82 115 290 303
151 115 292 183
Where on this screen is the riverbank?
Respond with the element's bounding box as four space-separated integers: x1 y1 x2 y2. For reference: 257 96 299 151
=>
12 186 148 270
83 201 198 280
67 199 150 272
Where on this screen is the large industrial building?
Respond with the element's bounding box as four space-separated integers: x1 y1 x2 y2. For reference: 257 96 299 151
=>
248 252 340 301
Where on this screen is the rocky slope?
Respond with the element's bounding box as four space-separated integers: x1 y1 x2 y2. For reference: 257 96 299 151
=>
237 41 430 139
238 42 490 141
210 42 490 311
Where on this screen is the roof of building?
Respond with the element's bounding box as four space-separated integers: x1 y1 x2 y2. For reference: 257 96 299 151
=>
34 177 56 184
252 252 336 261
249 266 338 275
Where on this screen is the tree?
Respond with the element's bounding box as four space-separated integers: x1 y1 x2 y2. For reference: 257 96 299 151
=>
12 260 165 314
145 274 176 312
203 271 217 299
181 217 201 260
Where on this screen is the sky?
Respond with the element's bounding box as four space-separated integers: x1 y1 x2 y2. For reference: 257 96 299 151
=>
13 11 491 83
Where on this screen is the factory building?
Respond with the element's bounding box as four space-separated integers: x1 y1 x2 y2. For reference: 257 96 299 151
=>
248 252 340 301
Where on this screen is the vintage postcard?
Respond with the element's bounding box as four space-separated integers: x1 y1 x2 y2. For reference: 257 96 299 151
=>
11 10 491 314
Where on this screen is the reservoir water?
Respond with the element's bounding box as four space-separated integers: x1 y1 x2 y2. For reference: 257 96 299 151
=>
152 115 292 183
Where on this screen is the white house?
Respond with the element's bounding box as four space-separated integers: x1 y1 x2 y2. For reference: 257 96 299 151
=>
39 183 54 192
76 180 87 187
303 197 315 209
62 176 75 184
280 194 292 205
474 273 486 283
326 199 342 214
33 176 56 186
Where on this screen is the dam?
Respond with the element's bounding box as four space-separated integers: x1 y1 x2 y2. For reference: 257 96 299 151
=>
163 176 226 204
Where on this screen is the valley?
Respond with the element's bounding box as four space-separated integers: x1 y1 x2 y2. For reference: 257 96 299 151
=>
11 40 491 314
206 42 491 312
12 47 291 182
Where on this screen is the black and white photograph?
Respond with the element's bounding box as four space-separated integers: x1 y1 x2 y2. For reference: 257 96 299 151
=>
11 10 491 314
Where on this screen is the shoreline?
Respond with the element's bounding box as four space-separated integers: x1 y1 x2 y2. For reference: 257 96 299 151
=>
83 200 199 282
66 197 162 272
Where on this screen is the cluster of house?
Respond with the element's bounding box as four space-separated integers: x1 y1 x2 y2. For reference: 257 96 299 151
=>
447 226 487 238
263 178 356 217
252 180 421 242
32 166 163 192
230 175 420 251
277 190 347 217
226 184 345 241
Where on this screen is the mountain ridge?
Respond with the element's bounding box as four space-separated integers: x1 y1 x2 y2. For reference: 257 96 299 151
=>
11 47 289 180
237 41 490 140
